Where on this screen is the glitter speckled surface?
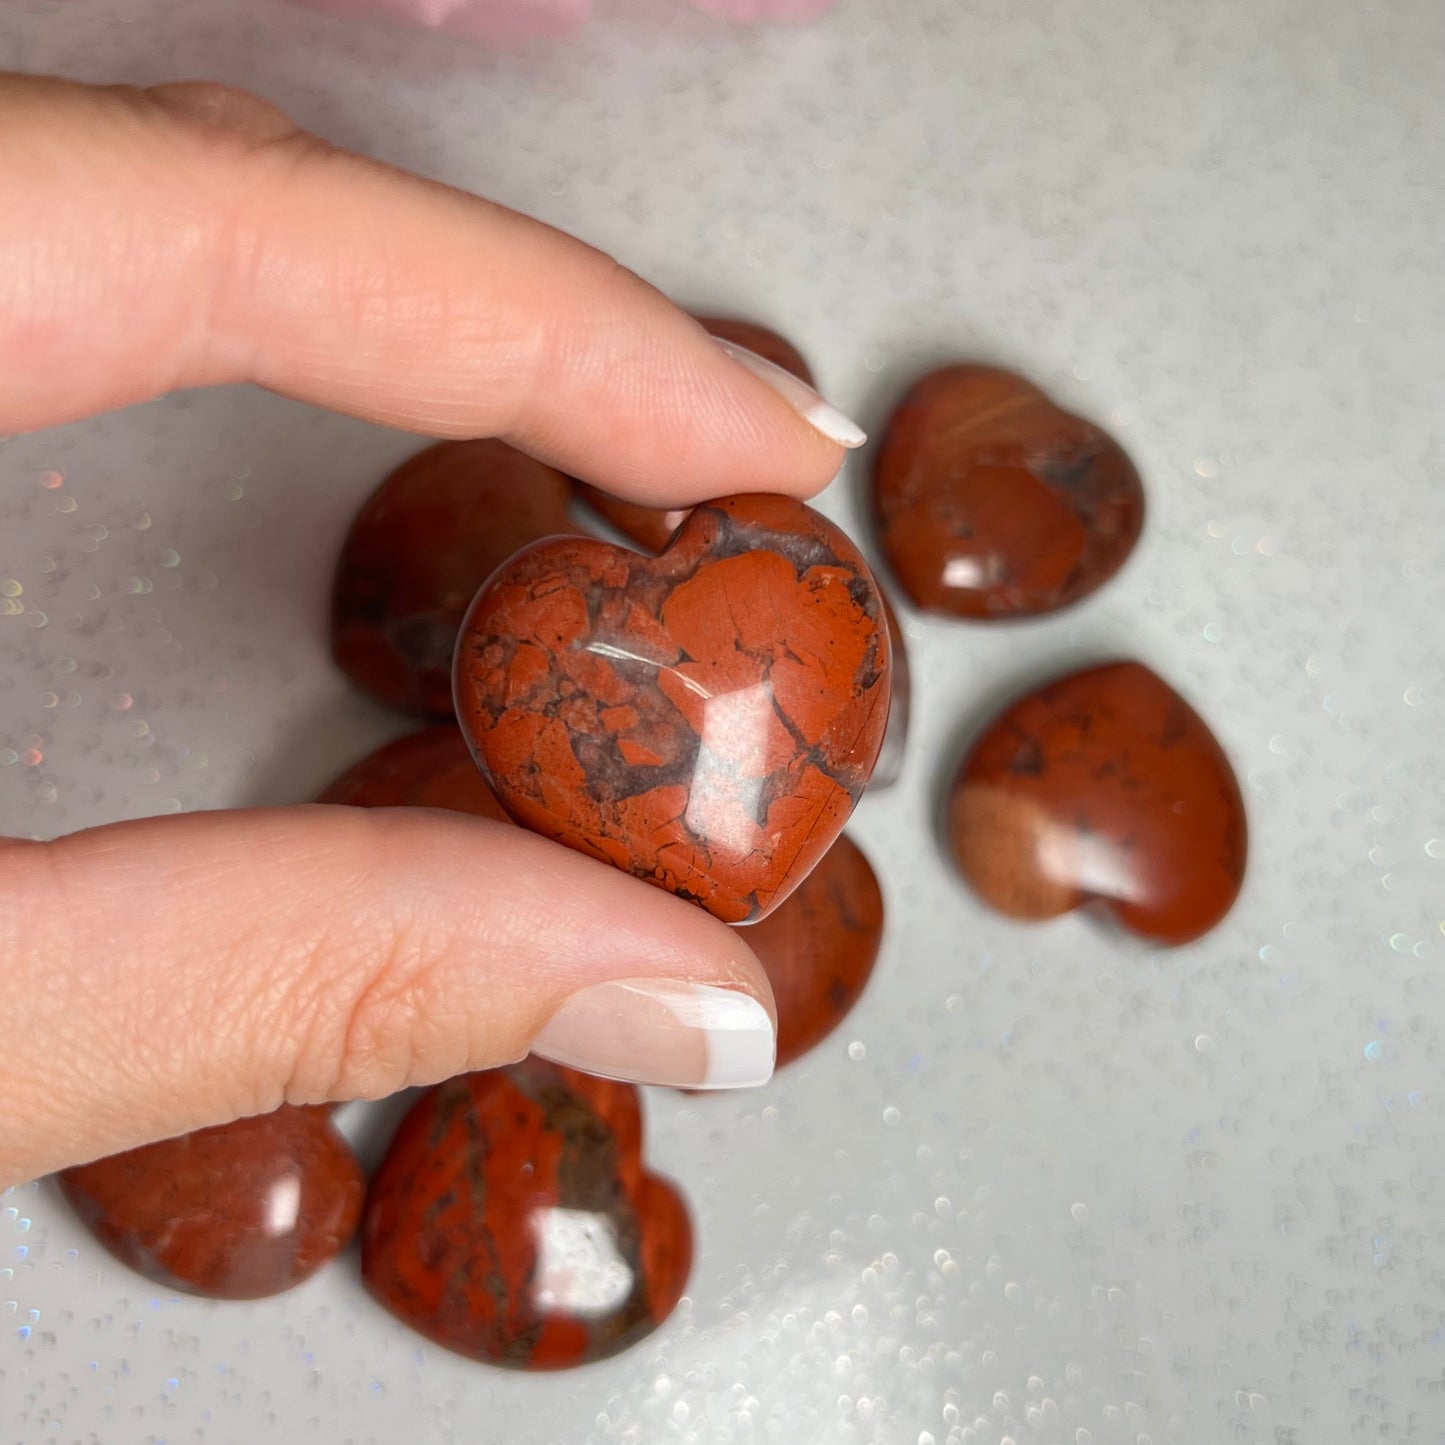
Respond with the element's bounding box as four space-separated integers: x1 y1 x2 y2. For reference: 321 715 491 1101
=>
3 0 1444 1439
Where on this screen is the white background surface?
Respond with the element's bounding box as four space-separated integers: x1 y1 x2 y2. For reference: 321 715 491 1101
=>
3 1 1444 1441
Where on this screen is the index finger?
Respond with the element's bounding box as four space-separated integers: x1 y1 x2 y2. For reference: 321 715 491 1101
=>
0 75 862 506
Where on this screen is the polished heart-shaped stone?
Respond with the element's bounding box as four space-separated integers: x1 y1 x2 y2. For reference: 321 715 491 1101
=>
578 497 910 797
454 493 892 923
744 832 884 1070
869 591 911 790
874 365 1145 618
58 1106 364 1300
361 1060 692 1369
332 439 578 717
318 723 509 822
947 661 1247 944
575 317 814 553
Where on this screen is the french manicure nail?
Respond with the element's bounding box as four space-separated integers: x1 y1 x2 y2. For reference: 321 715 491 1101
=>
717 338 867 449
531 978 776 1090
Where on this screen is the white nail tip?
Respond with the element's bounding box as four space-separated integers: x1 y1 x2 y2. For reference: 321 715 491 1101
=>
716 338 867 449
802 398 868 450
531 979 776 1090
665 985 777 1089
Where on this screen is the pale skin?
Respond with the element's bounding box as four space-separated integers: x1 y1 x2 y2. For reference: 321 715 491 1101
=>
0 74 848 1187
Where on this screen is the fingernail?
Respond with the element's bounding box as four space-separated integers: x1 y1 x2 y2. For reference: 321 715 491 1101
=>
531 978 775 1090
716 338 867 449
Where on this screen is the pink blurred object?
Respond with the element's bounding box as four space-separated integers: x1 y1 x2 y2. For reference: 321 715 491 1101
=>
285 0 837 40
291 0 593 43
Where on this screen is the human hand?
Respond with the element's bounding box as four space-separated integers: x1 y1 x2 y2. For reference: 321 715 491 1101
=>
0 74 864 1186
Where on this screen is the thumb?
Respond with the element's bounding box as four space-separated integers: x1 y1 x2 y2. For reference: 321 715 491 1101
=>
1 807 776 1185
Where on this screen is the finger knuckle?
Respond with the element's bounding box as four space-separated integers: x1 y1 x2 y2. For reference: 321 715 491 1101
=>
278 819 469 1103
142 81 301 147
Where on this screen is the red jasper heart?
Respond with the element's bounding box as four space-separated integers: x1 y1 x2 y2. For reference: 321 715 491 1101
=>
575 317 815 554
947 661 1247 944
318 724 510 823
578 475 910 799
332 439 579 717
58 1106 364 1300
454 493 892 923
743 832 884 1069
874 366 1145 618
361 1060 692 1369
870 591 911 790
